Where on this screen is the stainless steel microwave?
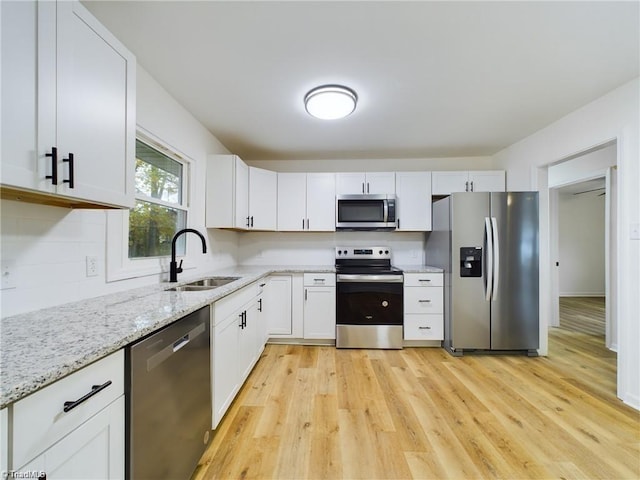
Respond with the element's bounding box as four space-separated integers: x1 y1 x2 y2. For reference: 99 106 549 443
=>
336 194 397 230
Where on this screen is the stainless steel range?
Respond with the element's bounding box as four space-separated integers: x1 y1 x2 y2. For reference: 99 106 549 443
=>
335 246 404 349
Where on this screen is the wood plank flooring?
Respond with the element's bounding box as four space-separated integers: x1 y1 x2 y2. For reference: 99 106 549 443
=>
194 332 639 480
559 297 606 336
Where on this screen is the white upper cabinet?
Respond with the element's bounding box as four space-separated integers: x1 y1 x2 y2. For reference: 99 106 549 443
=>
395 171 432 231
336 172 395 195
249 166 277 230
0 0 136 208
277 172 335 231
432 170 505 195
206 156 277 230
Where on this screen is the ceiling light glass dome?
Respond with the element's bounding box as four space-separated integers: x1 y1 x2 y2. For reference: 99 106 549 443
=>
304 85 357 120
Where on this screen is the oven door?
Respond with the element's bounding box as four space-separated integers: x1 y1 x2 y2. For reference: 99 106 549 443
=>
336 275 403 326
336 275 404 348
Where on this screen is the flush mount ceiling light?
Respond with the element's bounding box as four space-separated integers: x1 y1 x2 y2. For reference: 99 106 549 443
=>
304 85 357 120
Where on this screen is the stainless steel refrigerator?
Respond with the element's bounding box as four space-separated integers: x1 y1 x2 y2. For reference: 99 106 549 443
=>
426 192 539 356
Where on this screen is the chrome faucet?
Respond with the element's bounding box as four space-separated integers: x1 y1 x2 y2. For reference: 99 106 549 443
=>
169 228 207 282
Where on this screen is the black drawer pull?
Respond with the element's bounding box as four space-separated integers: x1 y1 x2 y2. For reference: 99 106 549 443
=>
418 299 432 303
418 326 432 330
63 380 112 413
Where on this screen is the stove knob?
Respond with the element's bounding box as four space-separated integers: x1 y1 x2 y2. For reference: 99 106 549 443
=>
337 250 342 255
379 250 383 255
385 250 389 254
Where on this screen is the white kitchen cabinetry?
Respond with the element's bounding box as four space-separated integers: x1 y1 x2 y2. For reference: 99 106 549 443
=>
265 275 293 335
212 281 266 428
11 350 124 479
0 0 135 209
277 172 336 231
249 166 277 230
206 155 277 230
432 171 505 195
404 273 444 341
303 273 336 340
395 171 432 231
336 172 395 195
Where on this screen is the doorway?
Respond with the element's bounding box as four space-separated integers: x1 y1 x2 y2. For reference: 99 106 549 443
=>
547 141 618 362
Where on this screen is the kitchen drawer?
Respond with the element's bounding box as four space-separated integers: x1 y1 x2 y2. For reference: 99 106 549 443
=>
403 272 443 287
404 314 444 340
214 281 261 323
404 287 443 314
12 350 124 469
303 273 336 287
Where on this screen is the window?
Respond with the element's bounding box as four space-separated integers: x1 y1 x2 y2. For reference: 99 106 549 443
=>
106 131 192 282
129 140 187 258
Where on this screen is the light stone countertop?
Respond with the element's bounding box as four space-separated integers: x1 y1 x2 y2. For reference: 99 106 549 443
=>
0 265 334 408
395 265 444 273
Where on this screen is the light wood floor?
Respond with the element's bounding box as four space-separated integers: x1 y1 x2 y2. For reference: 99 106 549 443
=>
559 297 606 336
194 333 639 479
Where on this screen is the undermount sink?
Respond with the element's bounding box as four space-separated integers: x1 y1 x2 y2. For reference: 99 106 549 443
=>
166 276 240 292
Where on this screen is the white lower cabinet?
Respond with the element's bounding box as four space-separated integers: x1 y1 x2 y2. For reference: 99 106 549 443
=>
303 273 336 340
404 273 444 341
212 281 266 428
265 275 293 335
11 350 124 479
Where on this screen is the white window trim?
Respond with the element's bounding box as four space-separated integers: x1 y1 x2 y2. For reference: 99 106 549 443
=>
106 128 194 282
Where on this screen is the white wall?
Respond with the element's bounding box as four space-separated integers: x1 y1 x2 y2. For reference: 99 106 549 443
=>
558 191 606 296
0 66 235 317
493 77 640 410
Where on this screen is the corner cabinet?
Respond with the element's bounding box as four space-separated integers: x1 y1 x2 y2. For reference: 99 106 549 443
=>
206 155 276 230
0 0 136 209
277 173 336 231
432 171 505 195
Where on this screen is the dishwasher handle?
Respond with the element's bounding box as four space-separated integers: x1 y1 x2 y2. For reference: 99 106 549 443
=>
173 334 190 352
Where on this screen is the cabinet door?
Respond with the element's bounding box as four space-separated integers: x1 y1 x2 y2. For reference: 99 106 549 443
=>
266 276 293 335
234 157 250 228
238 301 259 380
1 1 55 193
365 172 395 194
303 287 336 339
336 172 366 194
395 171 432 231
54 1 135 208
21 397 124 480
468 171 505 192
249 166 277 230
213 314 240 428
277 172 306 231
306 173 336 231
431 171 469 195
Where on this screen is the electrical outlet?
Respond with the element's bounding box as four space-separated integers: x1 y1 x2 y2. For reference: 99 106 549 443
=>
631 223 640 240
86 256 98 277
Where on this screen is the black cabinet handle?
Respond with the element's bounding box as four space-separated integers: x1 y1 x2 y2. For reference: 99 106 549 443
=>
63 153 74 188
250 216 254 228
258 298 263 312
242 311 247 328
63 380 112 413
45 147 58 185
246 216 250 228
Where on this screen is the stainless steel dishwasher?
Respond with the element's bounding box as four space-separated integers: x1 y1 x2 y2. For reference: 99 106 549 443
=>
127 305 211 480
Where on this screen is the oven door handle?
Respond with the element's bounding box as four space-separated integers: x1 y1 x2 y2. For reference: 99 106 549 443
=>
336 274 404 283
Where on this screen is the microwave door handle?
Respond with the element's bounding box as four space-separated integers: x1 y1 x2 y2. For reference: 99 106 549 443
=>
383 200 389 223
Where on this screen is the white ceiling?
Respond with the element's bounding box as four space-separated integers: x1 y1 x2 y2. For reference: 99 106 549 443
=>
83 1 639 162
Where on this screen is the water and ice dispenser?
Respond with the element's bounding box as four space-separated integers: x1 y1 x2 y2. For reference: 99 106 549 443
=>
460 247 482 277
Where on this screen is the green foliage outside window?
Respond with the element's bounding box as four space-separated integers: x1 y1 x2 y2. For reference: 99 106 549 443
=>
129 141 187 258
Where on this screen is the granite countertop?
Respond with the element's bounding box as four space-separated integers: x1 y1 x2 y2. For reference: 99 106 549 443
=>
0 265 334 408
396 265 444 273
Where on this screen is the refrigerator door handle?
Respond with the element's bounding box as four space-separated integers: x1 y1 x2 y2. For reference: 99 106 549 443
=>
484 217 493 301
491 217 500 301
